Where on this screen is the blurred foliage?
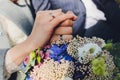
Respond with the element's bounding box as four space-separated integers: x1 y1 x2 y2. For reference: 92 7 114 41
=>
105 42 120 80
104 42 120 67
109 43 120 67
116 0 120 5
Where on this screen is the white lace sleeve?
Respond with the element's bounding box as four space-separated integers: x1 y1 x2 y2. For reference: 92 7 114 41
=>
0 14 27 47
5 50 23 74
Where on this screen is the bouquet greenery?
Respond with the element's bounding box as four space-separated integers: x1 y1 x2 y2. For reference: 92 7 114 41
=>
21 36 120 80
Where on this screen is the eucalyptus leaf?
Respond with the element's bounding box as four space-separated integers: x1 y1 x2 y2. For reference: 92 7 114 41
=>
37 54 41 64
25 59 35 73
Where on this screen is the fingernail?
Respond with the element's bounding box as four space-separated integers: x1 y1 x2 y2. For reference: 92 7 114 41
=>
57 9 62 11
67 11 73 14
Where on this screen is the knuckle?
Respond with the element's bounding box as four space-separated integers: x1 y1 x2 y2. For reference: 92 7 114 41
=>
36 11 42 15
36 11 47 17
36 11 43 18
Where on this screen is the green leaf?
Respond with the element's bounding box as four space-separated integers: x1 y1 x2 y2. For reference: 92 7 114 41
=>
31 59 35 66
37 54 41 64
103 43 113 50
38 48 41 52
30 51 36 62
25 59 35 73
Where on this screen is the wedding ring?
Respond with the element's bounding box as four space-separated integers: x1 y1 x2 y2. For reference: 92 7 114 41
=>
60 35 63 40
49 13 55 18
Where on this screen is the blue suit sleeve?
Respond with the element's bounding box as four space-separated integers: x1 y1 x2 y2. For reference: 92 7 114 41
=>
32 0 87 36
32 0 51 13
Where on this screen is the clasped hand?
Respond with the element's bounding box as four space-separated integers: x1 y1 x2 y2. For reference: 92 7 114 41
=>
28 9 77 50
5 9 77 71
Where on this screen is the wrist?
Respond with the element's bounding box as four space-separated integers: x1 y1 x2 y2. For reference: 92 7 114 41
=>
23 39 35 54
6 38 36 66
24 36 39 52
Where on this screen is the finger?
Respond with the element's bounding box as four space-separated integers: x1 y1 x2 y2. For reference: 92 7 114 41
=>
36 9 63 22
66 11 78 20
54 27 72 35
50 14 75 28
36 11 53 23
49 9 63 20
50 35 73 42
60 19 73 27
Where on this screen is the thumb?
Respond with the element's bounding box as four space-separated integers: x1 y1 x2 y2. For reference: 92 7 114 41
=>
50 14 75 29
66 11 78 20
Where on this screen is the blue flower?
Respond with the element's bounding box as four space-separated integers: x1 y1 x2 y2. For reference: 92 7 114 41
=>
48 44 74 62
23 62 26 67
26 75 31 80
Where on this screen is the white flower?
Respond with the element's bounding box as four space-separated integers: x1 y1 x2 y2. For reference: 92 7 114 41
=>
77 43 102 63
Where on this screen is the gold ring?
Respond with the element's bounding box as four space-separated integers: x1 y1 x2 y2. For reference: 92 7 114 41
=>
49 13 55 18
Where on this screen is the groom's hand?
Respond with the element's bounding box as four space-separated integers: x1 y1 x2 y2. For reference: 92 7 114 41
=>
54 19 73 35
50 11 77 42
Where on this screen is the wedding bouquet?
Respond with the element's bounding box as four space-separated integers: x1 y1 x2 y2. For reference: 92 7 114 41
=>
21 36 120 80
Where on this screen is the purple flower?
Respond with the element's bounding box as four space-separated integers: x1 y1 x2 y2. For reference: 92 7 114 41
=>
48 44 74 62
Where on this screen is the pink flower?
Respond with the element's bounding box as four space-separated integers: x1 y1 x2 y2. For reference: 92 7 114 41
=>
39 50 50 60
23 56 30 66
44 45 51 48
40 51 44 58
45 51 50 59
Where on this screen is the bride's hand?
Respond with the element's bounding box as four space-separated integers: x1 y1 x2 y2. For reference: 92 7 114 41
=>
27 10 77 50
50 11 77 42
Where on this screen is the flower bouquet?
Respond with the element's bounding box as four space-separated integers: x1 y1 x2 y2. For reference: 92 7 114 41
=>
21 36 120 80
